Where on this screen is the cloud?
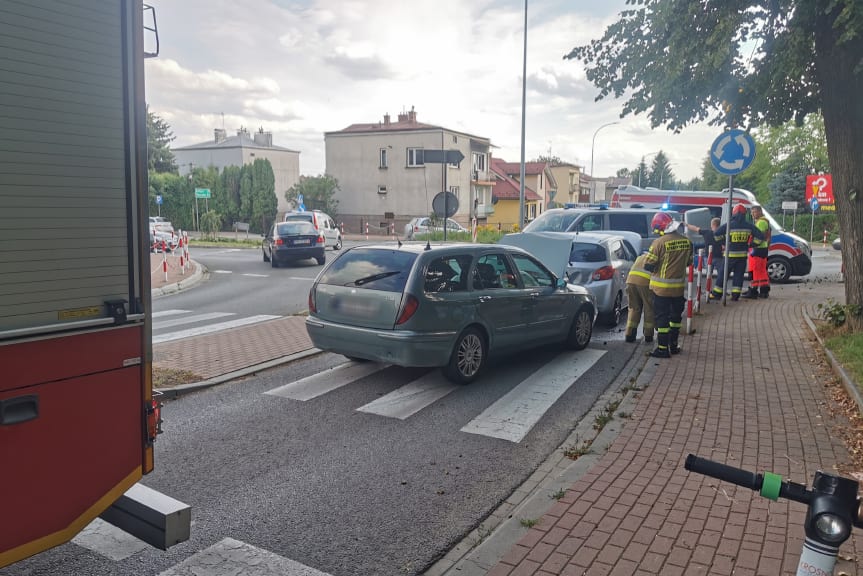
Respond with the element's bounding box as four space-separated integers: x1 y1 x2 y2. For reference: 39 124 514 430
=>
324 51 393 80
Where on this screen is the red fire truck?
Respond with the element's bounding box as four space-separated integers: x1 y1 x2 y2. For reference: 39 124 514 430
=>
0 1 188 568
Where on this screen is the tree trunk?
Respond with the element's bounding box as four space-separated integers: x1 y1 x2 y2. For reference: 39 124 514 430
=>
814 1 863 331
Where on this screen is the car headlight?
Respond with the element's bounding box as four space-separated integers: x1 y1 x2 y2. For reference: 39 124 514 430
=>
795 239 811 256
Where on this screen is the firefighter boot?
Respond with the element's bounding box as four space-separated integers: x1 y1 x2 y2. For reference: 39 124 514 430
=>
759 286 770 299
669 328 681 355
625 325 636 343
743 287 759 299
650 331 671 358
644 329 654 344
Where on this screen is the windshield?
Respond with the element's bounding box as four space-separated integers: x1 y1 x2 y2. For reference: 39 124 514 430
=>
318 248 418 292
523 211 580 232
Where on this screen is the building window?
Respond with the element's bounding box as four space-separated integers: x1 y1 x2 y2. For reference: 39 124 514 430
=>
378 185 387 195
379 148 388 169
450 186 460 199
452 135 458 143
407 148 424 167
472 152 486 173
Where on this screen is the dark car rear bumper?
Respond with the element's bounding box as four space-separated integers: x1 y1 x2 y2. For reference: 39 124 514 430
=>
274 246 325 262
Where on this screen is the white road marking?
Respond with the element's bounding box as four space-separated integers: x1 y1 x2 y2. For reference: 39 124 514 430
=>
153 315 281 343
152 309 191 318
266 361 388 401
288 277 316 281
461 348 606 443
153 312 235 330
357 371 458 420
213 269 233 274
159 537 332 576
242 273 270 277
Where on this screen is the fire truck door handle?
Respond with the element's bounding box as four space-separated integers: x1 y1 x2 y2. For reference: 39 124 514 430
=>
0 394 39 426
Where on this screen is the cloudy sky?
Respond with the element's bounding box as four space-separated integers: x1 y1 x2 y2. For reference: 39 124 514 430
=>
145 0 721 182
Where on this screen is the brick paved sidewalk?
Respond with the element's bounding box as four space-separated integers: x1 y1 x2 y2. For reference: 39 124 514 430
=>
489 283 862 576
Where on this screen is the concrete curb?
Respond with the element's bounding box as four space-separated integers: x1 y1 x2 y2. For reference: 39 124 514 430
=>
151 260 206 297
425 341 656 576
802 311 863 415
154 348 323 399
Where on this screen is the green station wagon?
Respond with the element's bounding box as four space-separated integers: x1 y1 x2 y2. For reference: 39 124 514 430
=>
305 243 597 383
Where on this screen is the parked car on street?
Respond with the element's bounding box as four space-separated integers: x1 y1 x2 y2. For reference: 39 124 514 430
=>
500 231 641 326
306 243 597 383
404 217 467 240
263 221 326 267
833 237 842 251
284 210 342 250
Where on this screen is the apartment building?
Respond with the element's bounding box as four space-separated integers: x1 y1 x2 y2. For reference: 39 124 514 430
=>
324 108 494 232
173 127 301 215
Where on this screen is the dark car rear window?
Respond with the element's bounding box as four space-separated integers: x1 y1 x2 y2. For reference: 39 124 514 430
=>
523 211 581 232
318 248 418 292
285 213 314 224
277 222 315 235
570 242 607 263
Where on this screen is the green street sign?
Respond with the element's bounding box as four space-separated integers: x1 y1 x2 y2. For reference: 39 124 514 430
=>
194 188 211 199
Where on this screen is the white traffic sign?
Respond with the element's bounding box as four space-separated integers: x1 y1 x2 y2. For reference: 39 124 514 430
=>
781 201 798 210
710 129 757 175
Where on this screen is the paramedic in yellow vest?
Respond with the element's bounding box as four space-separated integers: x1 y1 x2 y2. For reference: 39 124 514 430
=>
624 253 654 344
745 204 772 299
644 212 692 358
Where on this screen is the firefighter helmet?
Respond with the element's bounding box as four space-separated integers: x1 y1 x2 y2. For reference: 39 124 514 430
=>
732 204 747 217
651 212 674 235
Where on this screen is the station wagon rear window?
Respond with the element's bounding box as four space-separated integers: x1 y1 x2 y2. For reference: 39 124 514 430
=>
318 248 417 292
277 222 315 235
570 242 607 263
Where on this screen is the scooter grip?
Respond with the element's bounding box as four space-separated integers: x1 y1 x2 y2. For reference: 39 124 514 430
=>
685 454 761 491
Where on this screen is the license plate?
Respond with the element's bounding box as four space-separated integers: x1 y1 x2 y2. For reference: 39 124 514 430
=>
293 239 311 245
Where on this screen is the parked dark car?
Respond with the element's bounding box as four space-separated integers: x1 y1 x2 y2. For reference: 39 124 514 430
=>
262 221 326 267
306 243 597 384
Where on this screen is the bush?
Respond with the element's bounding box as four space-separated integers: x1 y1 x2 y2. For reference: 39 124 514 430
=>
817 297 863 328
199 210 223 241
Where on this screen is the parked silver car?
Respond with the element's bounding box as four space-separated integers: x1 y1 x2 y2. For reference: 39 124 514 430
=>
500 231 641 326
305 243 597 383
403 217 467 240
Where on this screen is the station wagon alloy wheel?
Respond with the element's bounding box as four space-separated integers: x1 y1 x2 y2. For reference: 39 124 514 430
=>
568 307 593 350
445 328 486 384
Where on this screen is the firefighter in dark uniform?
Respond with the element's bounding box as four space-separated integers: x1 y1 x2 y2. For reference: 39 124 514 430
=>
644 212 692 358
711 204 764 301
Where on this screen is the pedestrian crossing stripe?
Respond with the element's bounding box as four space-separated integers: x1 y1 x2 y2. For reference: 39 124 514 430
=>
265 361 389 401
357 371 459 420
461 348 606 443
153 314 281 343
152 309 191 318
153 312 235 330
158 537 333 576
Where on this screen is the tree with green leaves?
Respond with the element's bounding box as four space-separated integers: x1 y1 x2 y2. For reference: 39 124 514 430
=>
146 105 176 174
286 175 341 217
568 0 863 330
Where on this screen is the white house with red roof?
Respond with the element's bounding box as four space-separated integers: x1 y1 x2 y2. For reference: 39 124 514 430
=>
324 107 494 233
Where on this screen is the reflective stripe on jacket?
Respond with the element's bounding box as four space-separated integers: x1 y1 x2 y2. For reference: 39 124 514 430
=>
714 216 763 259
626 253 651 287
644 232 693 297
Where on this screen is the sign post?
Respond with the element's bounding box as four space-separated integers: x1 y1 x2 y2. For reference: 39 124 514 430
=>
194 188 210 231
423 150 465 241
710 129 756 306
809 196 819 242
781 201 798 231
156 194 162 217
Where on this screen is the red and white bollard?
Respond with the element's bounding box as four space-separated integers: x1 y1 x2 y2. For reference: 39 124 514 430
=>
179 253 185 275
391 223 396 240
705 245 714 301
162 253 168 282
365 221 369 241
340 222 345 235
823 229 828 248
695 248 704 314
686 263 694 334
472 218 478 243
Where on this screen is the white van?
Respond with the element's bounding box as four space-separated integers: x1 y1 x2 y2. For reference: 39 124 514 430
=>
611 185 812 282
284 210 342 250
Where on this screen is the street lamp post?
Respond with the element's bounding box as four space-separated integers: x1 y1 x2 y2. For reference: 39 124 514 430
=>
590 121 619 179
659 163 678 189
518 0 528 228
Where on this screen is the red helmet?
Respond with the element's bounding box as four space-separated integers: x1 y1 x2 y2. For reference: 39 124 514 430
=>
651 212 674 235
732 204 747 217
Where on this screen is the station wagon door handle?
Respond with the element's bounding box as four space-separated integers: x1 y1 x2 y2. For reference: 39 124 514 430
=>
478 296 492 303
530 292 541 297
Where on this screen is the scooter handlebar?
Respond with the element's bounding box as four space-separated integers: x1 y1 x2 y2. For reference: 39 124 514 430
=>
685 454 761 491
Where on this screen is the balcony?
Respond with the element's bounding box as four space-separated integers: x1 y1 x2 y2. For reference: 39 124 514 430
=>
471 170 495 185
475 203 495 218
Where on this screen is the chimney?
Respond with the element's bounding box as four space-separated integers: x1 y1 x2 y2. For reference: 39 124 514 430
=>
407 105 416 123
214 128 227 143
384 113 391 126
397 111 408 123
253 127 273 147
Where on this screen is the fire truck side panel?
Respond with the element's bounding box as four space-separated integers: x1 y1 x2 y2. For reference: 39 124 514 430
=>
0 337 144 560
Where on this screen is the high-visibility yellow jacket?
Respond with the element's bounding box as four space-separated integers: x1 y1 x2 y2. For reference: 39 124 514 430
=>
644 231 692 297
626 253 651 287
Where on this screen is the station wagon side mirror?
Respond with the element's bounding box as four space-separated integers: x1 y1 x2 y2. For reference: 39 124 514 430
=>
556 278 567 289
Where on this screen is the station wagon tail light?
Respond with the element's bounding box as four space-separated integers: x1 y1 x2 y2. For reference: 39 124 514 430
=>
396 294 419 325
592 266 615 281
276 238 284 245
317 235 325 244
308 288 316 313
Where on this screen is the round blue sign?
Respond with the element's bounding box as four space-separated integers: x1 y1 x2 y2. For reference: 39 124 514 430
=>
710 129 757 176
